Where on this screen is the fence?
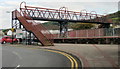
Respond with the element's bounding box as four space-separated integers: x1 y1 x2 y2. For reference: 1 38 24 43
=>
53 28 120 38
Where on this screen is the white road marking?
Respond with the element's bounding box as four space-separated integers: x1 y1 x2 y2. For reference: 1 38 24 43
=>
14 65 20 69
12 51 22 60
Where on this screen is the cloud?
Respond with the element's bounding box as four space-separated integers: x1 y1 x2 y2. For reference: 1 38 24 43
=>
0 0 119 29
0 5 14 29
0 1 21 29
25 0 120 2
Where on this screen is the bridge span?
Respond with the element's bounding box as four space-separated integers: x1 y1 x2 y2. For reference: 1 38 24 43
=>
12 2 115 46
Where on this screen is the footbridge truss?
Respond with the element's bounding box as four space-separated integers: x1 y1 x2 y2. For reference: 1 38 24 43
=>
12 2 113 46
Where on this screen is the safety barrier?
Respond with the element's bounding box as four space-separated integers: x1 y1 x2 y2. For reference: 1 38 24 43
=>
53 28 120 38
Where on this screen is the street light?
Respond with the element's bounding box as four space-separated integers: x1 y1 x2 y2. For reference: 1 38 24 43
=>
6 11 14 44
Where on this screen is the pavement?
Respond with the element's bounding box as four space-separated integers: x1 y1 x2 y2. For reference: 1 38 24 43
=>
2 43 119 68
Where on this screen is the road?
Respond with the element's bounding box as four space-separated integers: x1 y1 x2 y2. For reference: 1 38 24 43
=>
1 45 81 68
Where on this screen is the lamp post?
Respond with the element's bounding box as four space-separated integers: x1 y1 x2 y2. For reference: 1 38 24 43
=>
6 11 14 44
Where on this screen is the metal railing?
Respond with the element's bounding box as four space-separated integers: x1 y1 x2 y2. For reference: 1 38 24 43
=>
19 2 112 23
14 10 53 46
53 28 120 38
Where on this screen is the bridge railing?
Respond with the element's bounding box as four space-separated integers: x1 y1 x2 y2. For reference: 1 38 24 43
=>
19 5 112 23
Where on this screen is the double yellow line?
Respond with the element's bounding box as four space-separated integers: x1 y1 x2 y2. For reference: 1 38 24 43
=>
10 45 79 69
43 49 79 69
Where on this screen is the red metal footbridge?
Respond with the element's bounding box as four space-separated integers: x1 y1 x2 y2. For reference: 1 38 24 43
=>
12 2 116 46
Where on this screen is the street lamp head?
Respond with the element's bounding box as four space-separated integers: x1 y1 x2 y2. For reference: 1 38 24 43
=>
6 11 10 13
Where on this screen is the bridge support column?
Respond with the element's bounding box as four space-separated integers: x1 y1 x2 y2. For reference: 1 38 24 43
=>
28 31 32 45
19 22 22 29
59 21 68 37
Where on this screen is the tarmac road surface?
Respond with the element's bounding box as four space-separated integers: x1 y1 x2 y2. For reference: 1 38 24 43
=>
1 45 81 69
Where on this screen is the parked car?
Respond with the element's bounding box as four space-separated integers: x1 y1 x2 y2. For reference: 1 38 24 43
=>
0 36 18 44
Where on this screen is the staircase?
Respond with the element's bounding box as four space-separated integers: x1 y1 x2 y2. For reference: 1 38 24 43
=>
13 10 54 46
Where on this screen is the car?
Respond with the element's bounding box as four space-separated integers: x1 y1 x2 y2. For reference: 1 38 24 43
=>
0 36 18 44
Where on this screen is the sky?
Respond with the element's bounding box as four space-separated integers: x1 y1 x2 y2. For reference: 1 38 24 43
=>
0 0 120 29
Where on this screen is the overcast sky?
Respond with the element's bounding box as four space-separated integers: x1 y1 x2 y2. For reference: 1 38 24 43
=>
0 0 119 29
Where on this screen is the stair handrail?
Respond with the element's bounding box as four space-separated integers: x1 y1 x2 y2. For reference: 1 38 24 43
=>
20 7 54 44
15 10 52 45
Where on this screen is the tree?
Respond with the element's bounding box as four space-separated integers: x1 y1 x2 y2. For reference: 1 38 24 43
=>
70 23 95 30
2 29 10 35
108 11 120 25
42 21 59 30
2 28 15 35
